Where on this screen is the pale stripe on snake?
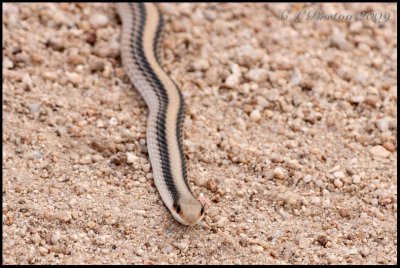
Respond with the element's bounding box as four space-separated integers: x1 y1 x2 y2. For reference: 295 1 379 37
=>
117 3 205 225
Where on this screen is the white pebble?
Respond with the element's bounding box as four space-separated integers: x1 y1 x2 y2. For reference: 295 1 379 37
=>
250 109 261 122
51 231 61 244
3 57 14 69
331 27 347 49
193 59 210 71
89 13 109 29
322 189 330 197
369 145 390 158
245 68 268 82
290 68 302 86
126 152 137 164
376 117 390 132
333 171 345 179
80 154 92 164
303 175 313 183
225 75 239 87
352 175 361 184
66 72 82 85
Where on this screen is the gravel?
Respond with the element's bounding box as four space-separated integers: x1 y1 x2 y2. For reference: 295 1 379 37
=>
3 2 397 265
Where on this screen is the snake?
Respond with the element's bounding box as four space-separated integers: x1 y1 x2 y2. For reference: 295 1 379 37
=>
117 3 205 225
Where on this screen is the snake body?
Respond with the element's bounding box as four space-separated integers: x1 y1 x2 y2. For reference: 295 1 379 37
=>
117 3 205 225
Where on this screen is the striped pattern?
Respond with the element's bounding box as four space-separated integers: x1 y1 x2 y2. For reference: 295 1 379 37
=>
117 3 204 225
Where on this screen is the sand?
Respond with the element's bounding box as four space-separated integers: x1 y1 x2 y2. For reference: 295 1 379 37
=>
2 3 397 264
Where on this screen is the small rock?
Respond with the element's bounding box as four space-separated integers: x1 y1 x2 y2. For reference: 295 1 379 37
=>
327 253 338 264
303 175 313 183
331 27 347 49
3 57 14 69
193 59 210 71
206 179 218 192
349 95 365 104
350 21 363 33
334 179 343 188
245 68 268 82
352 175 361 184
369 145 390 158
26 150 42 160
89 13 109 29
194 176 207 187
298 238 309 249
80 154 92 164
322 189 330 197
252 245 264 253
216 216 228 228
359 248 370 257
225 74 239 87
290 68 302 86
236 45 263 67
28 103 41 114
87 221 96 229
273 167 285 180
339 208 351 218
51 231 61 244
365 95 380 107
266 88 280 102
382 142 396 153
66 72 82 85
58 211 71 222
376 117 390 132
333 171 345 179
250 109 261 122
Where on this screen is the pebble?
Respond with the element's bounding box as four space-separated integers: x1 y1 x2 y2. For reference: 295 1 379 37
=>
252 245 264 253
193 59 210 71
266 89 280 102
322 189 330 197
26 150 42 160
236 45 263 67
290 68 302 86
376 117 391 132
89 14 109 29
51 231 61 244
382 142 396 153
273 167 285 180
87 221 96 229
331 27 347 49
58 211 71 223
369 145 390 158
80 154 92 164
333 179 343 188
216 216 228 228
66 72 82 85
327 253 338 264
194 176 207 187
4 57 14 69
352 175 361 184
28 103 41 113
225 74 240 87
250 109 261 122
206 179 218 192
245 68 268 82
349 95 364 104
303 175 313 183
333 171 345 179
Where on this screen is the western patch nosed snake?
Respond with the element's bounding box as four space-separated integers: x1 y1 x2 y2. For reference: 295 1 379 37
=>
117 3 205 225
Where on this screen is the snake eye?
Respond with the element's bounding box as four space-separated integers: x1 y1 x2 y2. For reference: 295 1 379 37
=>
200 206 204 216
176 204 181 214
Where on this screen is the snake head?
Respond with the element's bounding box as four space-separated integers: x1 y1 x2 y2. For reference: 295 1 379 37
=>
172 197 205 226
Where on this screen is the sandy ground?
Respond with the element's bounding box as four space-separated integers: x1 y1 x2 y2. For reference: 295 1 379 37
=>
2 3 397 264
